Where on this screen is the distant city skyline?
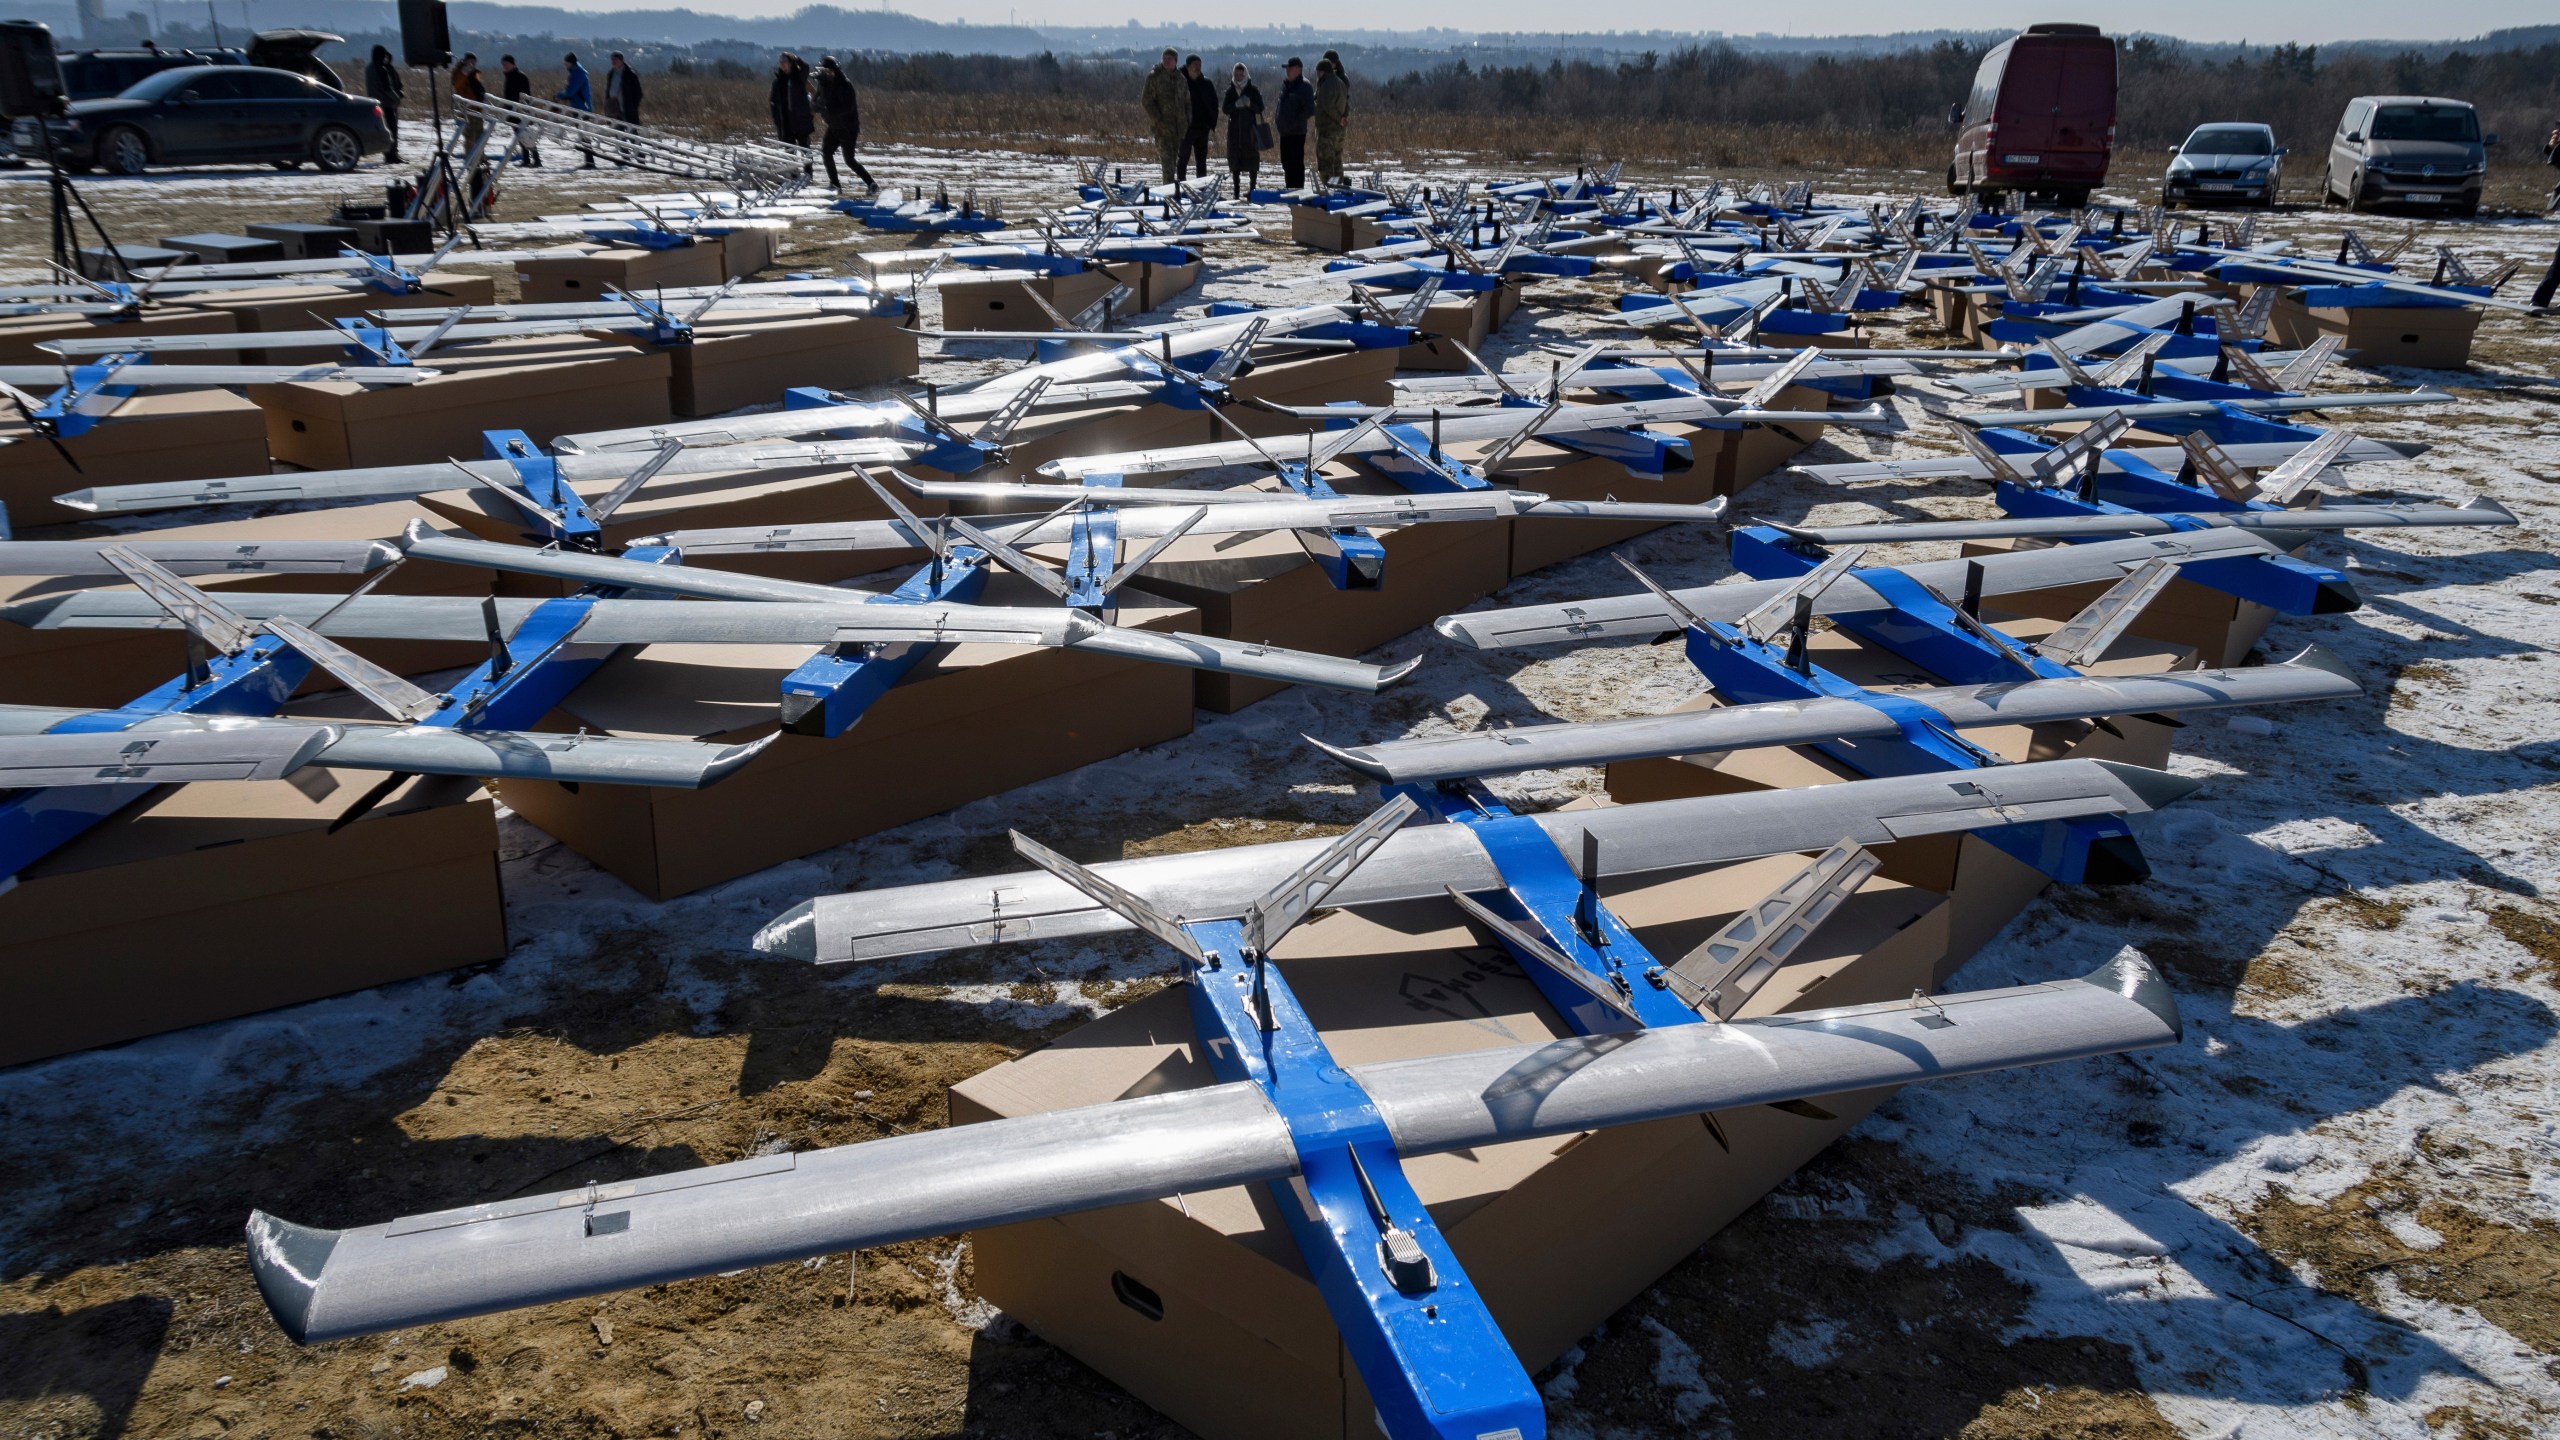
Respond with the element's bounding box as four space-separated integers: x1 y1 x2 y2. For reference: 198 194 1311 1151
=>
465 0 2553 48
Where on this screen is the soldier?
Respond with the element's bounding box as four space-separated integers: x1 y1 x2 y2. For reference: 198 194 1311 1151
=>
1313 56 1350 185
1142 47 1189 184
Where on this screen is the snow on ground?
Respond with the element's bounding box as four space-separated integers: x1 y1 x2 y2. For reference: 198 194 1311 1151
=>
3 142 2557 1437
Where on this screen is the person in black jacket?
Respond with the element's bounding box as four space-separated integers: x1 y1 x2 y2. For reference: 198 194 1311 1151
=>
606 53 642 125
1221 64 1264 200
364 46 403 164
814 56 876 195
770 53 816 178
1180 54 1216 181
499 56 540 167
1272 57 1313 190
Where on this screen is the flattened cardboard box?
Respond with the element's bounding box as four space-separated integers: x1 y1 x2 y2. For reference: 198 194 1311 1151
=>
0 387 271 530
0 305 240 366
659 311 918 416
2269 291 2480 372
939 269 1121 333
251 334 674 468
1602 613 2185 968
515 243 728 304
499 577 1202 898
0 500 563 708
0 772 503 1068
1128 467 1510 712
955 855 1953 1440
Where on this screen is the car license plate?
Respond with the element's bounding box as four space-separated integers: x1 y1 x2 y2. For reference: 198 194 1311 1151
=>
2201 183 2236 192
2003 154 2041 164
2405 192 2445 203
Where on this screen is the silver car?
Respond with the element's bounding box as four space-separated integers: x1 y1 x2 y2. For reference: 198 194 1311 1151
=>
2164 122 2284 208
2324 96 2494 216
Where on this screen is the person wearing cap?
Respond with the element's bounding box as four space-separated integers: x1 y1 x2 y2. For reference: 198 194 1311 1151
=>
1313 55 1350 185
1221 63 1265 200
1141 47 1189 183
814 56 876 195
1274 57 1313 190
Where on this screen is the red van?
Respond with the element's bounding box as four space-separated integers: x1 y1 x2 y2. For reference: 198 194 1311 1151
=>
1948 23 2118 207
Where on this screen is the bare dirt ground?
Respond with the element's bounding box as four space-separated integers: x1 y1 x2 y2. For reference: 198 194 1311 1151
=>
2 131 2557 1440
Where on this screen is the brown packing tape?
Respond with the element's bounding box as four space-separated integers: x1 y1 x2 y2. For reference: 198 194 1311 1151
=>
0 773 504 1067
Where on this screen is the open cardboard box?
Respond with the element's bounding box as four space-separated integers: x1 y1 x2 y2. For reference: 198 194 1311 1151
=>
1124 466 1509 713
0 305 241 366
515 243 730 304
0 771 504 1069
250 333 674 468
1602 612 2186 965
956 845 1956 1440
0 500 559 708
497 575 1202 899
656 311 918 416
2268 291 2480 372
0 387 272 530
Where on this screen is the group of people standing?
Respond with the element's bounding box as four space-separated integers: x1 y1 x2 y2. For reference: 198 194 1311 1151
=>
768 53 878 194
1143 49 1351 195
362 47 642 170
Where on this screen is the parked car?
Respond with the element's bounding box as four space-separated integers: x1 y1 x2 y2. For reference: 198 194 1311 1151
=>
2324 95 2495 216
11 63 389 174
55 31 344 101
2163 122 2284 207
1947 22 2118 208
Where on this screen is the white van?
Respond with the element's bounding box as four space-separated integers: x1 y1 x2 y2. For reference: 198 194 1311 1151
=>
2324 95 2495 216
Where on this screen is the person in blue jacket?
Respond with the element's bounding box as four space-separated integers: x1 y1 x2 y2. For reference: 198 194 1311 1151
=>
557 53 596 167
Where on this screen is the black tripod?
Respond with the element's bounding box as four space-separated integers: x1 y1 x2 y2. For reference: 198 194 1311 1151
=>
37 97 130 279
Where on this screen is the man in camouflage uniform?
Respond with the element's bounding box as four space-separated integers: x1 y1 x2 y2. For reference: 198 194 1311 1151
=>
1142 48 1189 184
1313 56 1350 185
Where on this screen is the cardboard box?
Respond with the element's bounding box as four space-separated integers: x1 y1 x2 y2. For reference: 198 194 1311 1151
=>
938 269 1123 333
956 852 1956 1440
185 276 501 364
983 399 1221 489
1126 258 1203 311
1958 536 2275 668
0 772 504 1068
2269 291 2480 371
1600 614 2185 968
417 464 946 585
1291 206 1351 252
496 575 1201 898
251 334 674 468
515 244 728 304
713 226 776 279
1218 346 1400 440
1501 429 1736 578
0 387 273 530
0 305 240 366
1396 288 1499 372
0 500 559 709
1129 468 1511 713
661 311 918 416
1723 382 1833 491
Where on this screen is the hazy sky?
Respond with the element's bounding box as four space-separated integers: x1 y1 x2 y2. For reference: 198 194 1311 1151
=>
558 1 2548 46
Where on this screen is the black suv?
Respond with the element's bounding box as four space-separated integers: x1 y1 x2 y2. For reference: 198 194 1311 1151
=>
56 30 344 101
